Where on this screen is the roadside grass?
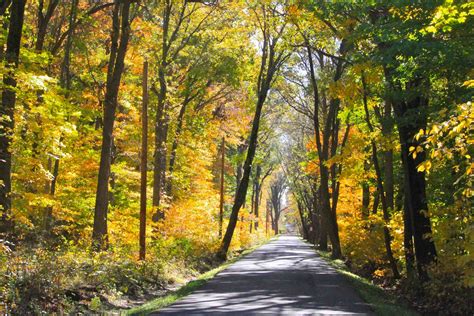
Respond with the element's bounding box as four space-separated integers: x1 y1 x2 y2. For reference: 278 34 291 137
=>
123 240 272 316
315 249 418 316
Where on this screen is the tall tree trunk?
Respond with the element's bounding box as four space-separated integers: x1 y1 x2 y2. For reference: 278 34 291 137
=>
372 191 380 214
362 73 399 277
371 143 400 278
382 101 394 210
265 200 270 236
362 160 370 218
152 1 173 215
139 61 148 260
60 0 78 90
274 211 279 235
35 0 59 52
403 193 416 278
43 0 79 232
0 0 26 233
93 0 132 250
313 186 326 250
253 165 261 230
297 200 309 239
385 73 437 279
218 137 225 239
167 100 189 195
306 42 344 258
218 7 287 258
152 90 165 212
151 79 170 220
218 91 267 259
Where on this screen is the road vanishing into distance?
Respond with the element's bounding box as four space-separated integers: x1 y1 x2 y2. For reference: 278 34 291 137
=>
155 235 374 315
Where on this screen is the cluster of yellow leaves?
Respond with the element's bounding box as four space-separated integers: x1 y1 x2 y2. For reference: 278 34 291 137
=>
423 1 474 34
415 101 473 197
336 178 404 278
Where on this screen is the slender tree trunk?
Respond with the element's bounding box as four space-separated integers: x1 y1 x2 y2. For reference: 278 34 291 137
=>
219 137 225 239
152 1 172 215
265 201 270 236
316 186 328 251
93 0 132 250
218 91 267 259
297 200 309 239
152 80 169 219
372 191 380 214
60 0 78 90
167 100 188 195
250 182 255 233
371 142 400 278
390 77 437 280
362 160 370 218
403 193 416 278
0 0 26 233
217 8 288 258
35 0 59 52
382 101 394 210
253 165 261 230
152 92 165 210
362 73 400 278
274 212 279 235
139 61 148 260
309 187 319 244
306 43 343 258
41 0 79 233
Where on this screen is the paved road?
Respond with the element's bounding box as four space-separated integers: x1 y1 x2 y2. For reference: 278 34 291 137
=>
156 235 373 315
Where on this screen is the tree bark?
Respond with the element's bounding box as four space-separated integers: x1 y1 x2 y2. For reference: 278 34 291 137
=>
167 100 189 195
383 67 437 279
253 165 261 230
35 0 59 52
218 91 267 259
362 73 400 278
362 160 370 218
382 100 394 210
0 0 26 233
153 76 167 214
297 200 309 239
218 137 225 239
152 0 174 215
60 0 78 90
139 61 148 260
306 42 344 258
217 4 287 259
93 0 132 250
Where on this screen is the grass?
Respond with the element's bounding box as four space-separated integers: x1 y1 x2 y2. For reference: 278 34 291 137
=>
315 249 418 316
122 240 271 316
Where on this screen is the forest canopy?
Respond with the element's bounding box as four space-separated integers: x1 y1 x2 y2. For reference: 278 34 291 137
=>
0 0 472 314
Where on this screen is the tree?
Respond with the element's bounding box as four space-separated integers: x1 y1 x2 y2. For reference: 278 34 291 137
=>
35 0 60 52
218 3 289 259
217 1 290 259
218 137 225 238
139 61 149 260
361 71 400 278
0 0 26 233
150 0 219 215
270 172 286 234
93 0 134 250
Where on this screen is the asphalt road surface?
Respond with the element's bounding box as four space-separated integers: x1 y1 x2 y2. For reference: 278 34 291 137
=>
156 235 374 315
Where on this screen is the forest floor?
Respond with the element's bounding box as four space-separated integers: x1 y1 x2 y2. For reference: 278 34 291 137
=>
147 235 396 315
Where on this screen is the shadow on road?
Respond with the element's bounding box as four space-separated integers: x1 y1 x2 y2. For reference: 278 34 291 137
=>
156 235 373 315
